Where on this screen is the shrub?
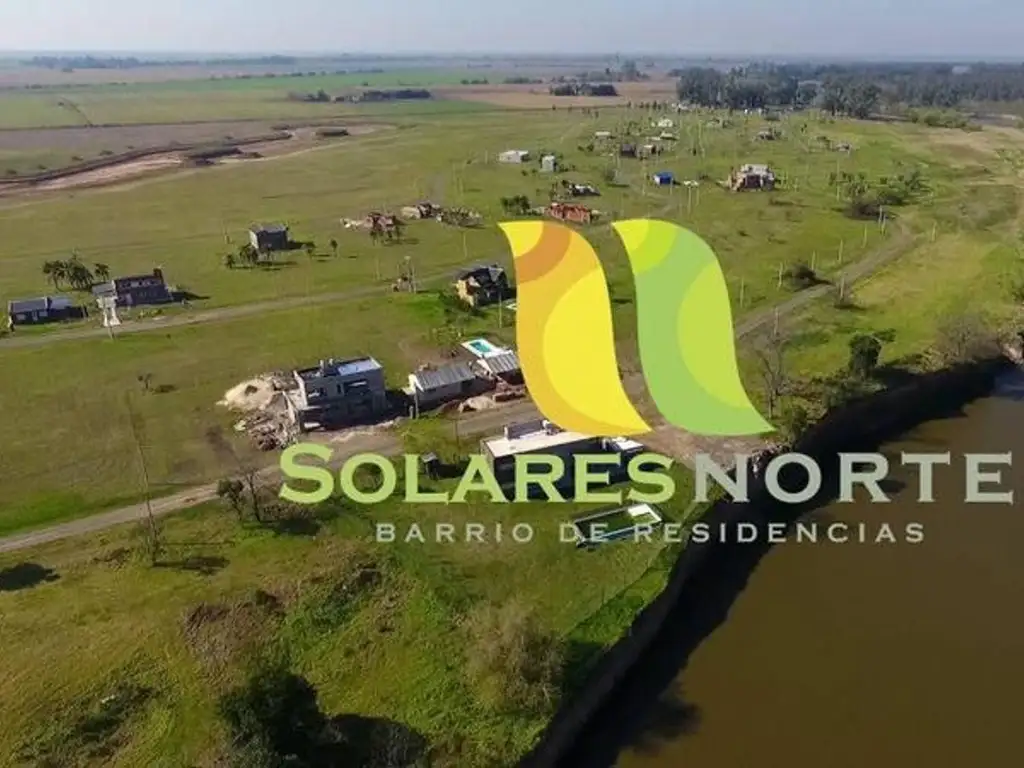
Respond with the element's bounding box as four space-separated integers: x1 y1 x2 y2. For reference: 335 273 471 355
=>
848 334 883 377
462 601 565 714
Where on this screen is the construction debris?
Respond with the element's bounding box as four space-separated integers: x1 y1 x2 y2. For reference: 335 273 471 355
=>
218 373 299 450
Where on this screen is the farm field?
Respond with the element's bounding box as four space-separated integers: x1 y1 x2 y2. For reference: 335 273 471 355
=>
4 102 1024 533
0 466 698 767
0 109 910 322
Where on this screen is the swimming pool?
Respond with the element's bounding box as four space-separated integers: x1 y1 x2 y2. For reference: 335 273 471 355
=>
462 337 505 358
571 503 664 546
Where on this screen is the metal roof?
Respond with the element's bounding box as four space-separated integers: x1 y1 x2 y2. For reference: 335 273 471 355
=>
48 295 74 310
413 362 477 391
251 223 288 234
479 351 520 375
8 297 48 313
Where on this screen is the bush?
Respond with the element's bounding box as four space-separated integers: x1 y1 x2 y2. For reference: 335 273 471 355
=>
463 601 564 714
933 312 1000 365
782 262 819 291
848 334 883 377
218 665 329 766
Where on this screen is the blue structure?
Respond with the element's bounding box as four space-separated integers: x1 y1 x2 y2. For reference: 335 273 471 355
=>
652 171 675 186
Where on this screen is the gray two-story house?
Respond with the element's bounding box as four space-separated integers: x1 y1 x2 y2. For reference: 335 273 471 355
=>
286 356 388 431
92 268 172 307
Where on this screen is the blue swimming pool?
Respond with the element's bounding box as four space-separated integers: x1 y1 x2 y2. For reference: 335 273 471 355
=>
462 338 503 357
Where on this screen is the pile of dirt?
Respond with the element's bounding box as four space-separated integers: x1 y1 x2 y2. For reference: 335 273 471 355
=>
218 375 283 412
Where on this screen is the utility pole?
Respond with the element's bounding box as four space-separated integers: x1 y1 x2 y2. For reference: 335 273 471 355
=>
125 392 159 563
777 263 784 290
838 240 844 265
931 222 937 242
862 226 869 248
738 278 746 308
773 308 780 337
811 251 817 272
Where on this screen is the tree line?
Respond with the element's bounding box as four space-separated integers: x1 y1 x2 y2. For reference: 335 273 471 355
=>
674 61 1024 115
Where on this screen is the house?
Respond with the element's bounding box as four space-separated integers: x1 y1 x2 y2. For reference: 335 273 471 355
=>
473 350 522 385
547 202 593 224
91 268 172 308
286 356 388 431
6 295 77 326
756 129 778 141
406 361 481 410
562 180 599 197
637 143 661 158
249 224 290 251
729 163 776 191
454 264 510 308
594 131 612 140
480 419 605 484
540 154 558 173
498 149 530 164
652 172 675 186
619 144 637 158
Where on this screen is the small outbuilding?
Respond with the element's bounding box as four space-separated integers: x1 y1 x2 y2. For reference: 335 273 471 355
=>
249 224 290 251
540 154 558 173
473 350 523 385
498 149 530 163
652 171 675 186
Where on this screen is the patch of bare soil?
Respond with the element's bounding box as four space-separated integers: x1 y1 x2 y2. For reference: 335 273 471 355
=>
434 80 679 108
0 123 393 197
182 589 284 680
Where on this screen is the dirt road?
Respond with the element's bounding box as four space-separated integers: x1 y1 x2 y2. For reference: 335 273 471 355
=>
0 269 459 350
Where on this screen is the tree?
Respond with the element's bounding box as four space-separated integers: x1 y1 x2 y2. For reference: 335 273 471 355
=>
224 252 236 269
462 601 564 714
93 262 110 282
137 373 152 392
218 664 329 765
779 401 811 445
848 334 883 377
329 238 338 258
65 254 94 290
237 243 258 267
41 260 66 290
216 478 246 521
304 242 316 261
752 331 788 422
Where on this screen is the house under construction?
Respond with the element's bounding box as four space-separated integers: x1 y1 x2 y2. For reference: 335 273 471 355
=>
729 163 776 191
546 202 594 224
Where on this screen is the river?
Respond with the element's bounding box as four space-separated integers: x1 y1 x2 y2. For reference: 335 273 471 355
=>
565 371 1024 768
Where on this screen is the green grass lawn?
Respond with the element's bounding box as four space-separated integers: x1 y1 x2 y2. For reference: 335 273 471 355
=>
0 464 697 767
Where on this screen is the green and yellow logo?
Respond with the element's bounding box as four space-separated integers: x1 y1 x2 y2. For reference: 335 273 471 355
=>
497 219 773 437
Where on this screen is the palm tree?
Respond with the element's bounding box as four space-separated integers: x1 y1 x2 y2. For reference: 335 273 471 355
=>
329 238 339 258
94 262 110 282
224 253 235 270
304 242 316 261
65 255 93 290
42 260 66 290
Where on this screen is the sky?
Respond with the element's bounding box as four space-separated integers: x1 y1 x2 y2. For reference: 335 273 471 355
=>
0 0 1021 59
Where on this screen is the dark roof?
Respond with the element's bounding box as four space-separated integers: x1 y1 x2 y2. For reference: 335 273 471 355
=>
413 362 477 391
456 264 505 283
8 297 48 314
251 223 288 234
92 282 116 297
478 351 520 375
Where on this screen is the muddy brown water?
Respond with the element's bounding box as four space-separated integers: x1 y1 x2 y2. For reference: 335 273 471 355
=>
567 371 1024 768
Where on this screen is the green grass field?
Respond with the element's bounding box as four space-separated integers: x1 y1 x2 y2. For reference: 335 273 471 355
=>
0 467 697 767
4 107 1023 533
0 71 503 129
2 82 1024 768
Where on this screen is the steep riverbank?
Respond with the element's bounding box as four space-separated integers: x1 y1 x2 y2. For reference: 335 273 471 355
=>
519 354 1012 768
